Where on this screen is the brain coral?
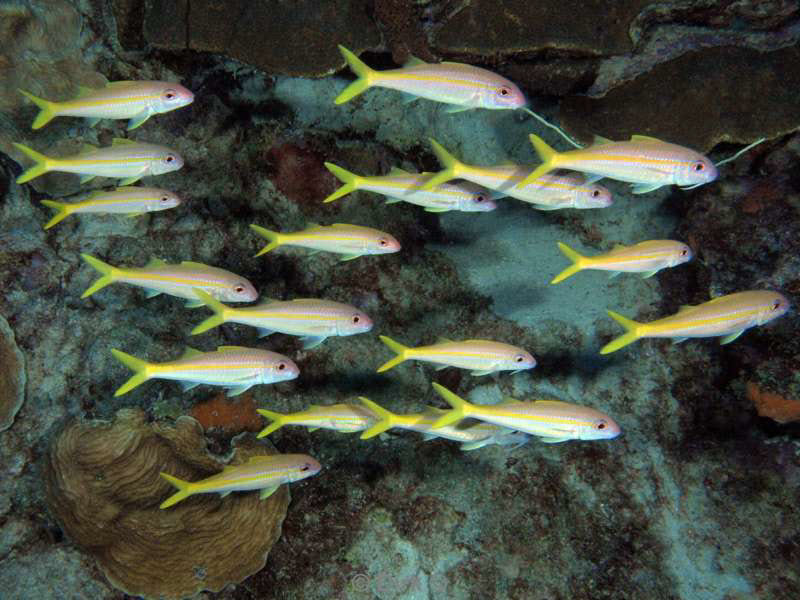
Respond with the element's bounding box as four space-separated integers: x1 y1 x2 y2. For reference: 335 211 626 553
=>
44 408 290 599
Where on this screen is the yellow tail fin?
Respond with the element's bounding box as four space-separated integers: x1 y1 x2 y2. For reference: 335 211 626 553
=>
518 134 560 187
421 138 467 190
358 396 397 439
80 253 119 298
431 383 474 428
600 310 643 354
190 288 229 334
12 142 53 184
110 348 151 396
159 472 193 509
324 162 362 203
256 408 287 438
40 199 74 230
550 242 586 284
376 335 411 372
18 89 58 130
335 45 375 104
250 224 283 257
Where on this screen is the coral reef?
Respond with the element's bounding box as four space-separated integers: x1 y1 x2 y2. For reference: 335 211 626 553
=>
190 392 264 434
747 383 800 424
0 314 25 431
43 409 289 599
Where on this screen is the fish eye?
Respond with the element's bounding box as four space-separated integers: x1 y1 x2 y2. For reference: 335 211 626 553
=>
693 161 705 172
596 420 607 430
277 362 286 371
165 155 175 163
379 239 388 247
591 189 600 198
300 464 310 472
234 284 245 293
160 195 170 203
475 194 485 203
515 355 524 363
680 249 688 256
498 86 511 97
352 315 360 324
772 300 782 311
164 89 176 100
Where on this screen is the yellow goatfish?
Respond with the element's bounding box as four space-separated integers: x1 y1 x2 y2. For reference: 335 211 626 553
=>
601 290 790 354
13 138 183 185
40 186 181 229
551 240 693 284
80 254 258 306
18 81 194 131
423 138 612 210
111 346 299 397
191 289 373 348
431 383 621 443
256 404 380 437
358 397 530 451
250 223 401 261
377 335 536 375
324 162 497 213
519 134 717 193
159 453 321 509
335 45 526 112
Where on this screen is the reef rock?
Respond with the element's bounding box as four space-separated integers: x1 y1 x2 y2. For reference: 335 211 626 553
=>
0 314 25 432
44 409 290 600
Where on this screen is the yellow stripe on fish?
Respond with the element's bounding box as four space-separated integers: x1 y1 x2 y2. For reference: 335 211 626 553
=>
13 138 183 186
110 346 299 397
600 290 790 354
431 383 621 443
40 186 181 229
159 453 321 508
335 45 526 112
256 403 380 437
551 240 693 283
519 134 717 193
18 81 193 130
250 222 401 261
376 335 535 375
191 289 373 348
80 254 257 306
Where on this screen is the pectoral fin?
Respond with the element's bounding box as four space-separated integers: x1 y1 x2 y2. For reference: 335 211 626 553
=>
631 182 664 195
184 299 206 308
720 330 744 345
671 337 689 344
539 436 571 444
339 254 363 261
85 117 101 127
127 109 152 131
257 328 275 338
180 381 200 392
259 485 279 500
145 289 162 298
444 105 471 114
79 174 96 184
226 384 253 397
118 175 143 186
641 269 659 278
301 335 327 349
470 369 494 376
220 490 233 498
424 207 450 213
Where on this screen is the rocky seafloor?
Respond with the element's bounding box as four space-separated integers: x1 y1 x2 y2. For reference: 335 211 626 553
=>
1 1 800 599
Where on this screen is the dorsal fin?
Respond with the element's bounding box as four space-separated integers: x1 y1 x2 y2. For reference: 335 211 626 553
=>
111 137 136 146
79 143 98 155
388 166 410 176
76 85 99 98
403 56 427 67
677 304 694 313
611 243 627 251
631 134 662 143
245 455 275 464
306 222 321 229
593 135 613 145
216 345 250 352
114 186 142 192
179 260 211 268
180 346 203 359
532 399 572 407
436 337 454 344
105 81 137 89
145 257 167 268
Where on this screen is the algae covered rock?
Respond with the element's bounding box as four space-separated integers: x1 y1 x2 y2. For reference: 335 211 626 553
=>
0 314 25 432
43 408 290 599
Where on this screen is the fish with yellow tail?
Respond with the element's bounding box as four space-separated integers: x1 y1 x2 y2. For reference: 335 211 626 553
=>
518 134 717 193
323 162 497 213
422 138 612 210
551 240 693 284
431 383 621 443
335 45 526 112
40 186 181 229
18 81 194 131
600 290 790 354
80 254 257 307
257 404 380 437
191 289 372 348
376 335 536 375
159 453 321 509
358 397 530 451
250 223 401 261
110 346 299 397
13 138 183 185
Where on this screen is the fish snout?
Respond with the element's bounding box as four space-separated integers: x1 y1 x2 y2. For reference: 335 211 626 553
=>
272 357 300 382
766 292 791 321
352 311 374 333
231 280 259 302
494 83 527 109
513 351 537 370
298 457 322 479
471 191 497 211
684 156 717 186
584 185 612 208
174 84 195 106
593 416 621 440
375 234 401 254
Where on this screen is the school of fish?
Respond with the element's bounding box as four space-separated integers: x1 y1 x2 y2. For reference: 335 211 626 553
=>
11 45 789 507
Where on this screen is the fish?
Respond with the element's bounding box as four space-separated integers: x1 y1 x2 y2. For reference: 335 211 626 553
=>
40 186 181 229
256 404 380 437
323 162 496 213
431 383 621 443
376 335 536 375
551 240 693 284
358 396 530 451
13 138 183 185
422 138 612 210
518 134 717 193
335 45 526 112
191 289 373 348
601 290 790 354
250 223 401 261
18 81 194 131
159 453 321 508
110 345 299 397
80 254 258 306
